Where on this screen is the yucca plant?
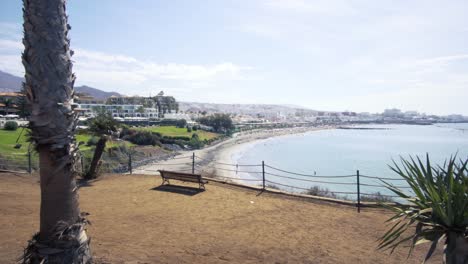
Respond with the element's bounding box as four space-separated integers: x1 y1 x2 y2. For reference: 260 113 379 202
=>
378 154 468 263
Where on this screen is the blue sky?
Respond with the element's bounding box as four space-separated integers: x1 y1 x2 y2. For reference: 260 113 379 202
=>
1 0 468 115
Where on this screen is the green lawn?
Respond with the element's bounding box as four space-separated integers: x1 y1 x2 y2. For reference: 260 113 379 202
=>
0 129 133 156
75 134 133 152
137 126 220 141
0 128 31 157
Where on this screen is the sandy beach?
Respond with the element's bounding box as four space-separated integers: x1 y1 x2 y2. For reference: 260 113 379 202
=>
134 126 333 185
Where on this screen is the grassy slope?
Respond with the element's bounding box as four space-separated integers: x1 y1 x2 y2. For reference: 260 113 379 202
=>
76 133 134 152
0 129 133 156
137 126 220 141
0 128 30 156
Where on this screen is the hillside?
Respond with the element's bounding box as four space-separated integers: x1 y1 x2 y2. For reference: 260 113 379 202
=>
0 71 23 92
73 85 121 100
179 101 318 117
1 70 316 114
0 70 121 99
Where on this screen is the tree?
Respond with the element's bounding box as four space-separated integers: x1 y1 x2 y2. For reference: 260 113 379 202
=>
21 0 92 263
17 85 31 118
379 154 468 264
136 106 145 115
198 113 234 133
85 109 119 180
175 119 187 128
1 98 13 115
115 105 123 117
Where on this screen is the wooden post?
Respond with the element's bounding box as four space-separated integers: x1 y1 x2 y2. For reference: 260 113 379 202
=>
357 170 361 213
192 152 195 174
27 150 32 174
128 153 133 174
262 161 265 190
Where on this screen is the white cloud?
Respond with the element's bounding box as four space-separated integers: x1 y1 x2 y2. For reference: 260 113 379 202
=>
0 39 23 51
0 22 22 40
72 48 253 91
0 32 253 95
416 54 468 68
263 0 356 16
0 54 23 76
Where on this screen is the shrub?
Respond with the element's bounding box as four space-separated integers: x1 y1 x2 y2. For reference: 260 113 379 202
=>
86 136 100 146
187 126 192 132
266 184 280 190
360 192 394 203
197 113 234 133
379 154 468 262
169 136 191 141
175 119 187 128
4 121 18 131
188 133 204 149
304 186 337 199
123 131 161 146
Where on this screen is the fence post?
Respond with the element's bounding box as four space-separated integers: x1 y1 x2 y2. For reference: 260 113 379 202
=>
27 151 32 174
128 153 133 174
262 161 265 190
356 170 361 213
192 152 195 174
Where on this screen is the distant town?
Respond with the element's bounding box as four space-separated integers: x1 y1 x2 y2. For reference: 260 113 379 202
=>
1 89 467 130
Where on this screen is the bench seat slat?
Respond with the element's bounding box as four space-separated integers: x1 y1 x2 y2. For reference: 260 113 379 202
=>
158 170 207 189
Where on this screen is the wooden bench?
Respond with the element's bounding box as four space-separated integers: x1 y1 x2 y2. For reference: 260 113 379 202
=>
158 170 208 190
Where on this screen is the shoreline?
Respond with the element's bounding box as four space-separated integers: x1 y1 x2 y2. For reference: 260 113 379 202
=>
134 126 335 183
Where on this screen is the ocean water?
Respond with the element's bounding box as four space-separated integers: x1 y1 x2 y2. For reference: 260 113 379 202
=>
234 123 468 199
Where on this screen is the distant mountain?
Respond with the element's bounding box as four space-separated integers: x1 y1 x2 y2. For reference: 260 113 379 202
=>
73 85 121 100
1 70 315 115
0 70 121 99
0 71 23 92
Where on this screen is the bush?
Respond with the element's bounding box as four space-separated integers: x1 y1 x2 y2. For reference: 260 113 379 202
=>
175 119 187 128
86 136 100 146
192 126 198 131
186 126 192 133
304 186 337 199
123 131 161 146
360 192 394 203
187 133 204 149
197 113 234 133
4 121 18 131
163 135 190 141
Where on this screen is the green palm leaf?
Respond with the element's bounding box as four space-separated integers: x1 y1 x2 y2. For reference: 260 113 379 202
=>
378 154 468 263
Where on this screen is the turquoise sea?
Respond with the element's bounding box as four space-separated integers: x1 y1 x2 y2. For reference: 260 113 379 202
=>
235 123 468 199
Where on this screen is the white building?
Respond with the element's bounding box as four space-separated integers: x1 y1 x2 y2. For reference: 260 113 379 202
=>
77 104 160 118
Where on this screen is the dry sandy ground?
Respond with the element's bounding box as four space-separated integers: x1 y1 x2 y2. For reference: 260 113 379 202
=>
0 172 442 264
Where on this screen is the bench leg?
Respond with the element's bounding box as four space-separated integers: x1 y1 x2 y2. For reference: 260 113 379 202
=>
161 177 170 186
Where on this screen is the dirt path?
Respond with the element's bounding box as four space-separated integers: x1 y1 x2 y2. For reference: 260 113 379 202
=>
0 172 441 263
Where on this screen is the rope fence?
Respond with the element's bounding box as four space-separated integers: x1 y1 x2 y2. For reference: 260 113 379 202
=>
0 152 38 173
8 150 411 212
129 153 413 212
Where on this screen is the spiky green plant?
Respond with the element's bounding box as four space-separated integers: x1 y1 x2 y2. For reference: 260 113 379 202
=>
379 154 468 263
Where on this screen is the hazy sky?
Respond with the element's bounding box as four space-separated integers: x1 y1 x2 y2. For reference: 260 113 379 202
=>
1 0 468 115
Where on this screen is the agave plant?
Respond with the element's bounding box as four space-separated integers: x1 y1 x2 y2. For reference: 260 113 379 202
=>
378 154 468 263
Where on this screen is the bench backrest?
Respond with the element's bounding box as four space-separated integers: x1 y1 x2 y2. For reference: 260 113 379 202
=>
158 170 202 182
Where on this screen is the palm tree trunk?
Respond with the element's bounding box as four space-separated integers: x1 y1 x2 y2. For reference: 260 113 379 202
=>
445 232 468 264
86 136 107 180
22 0 92 263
